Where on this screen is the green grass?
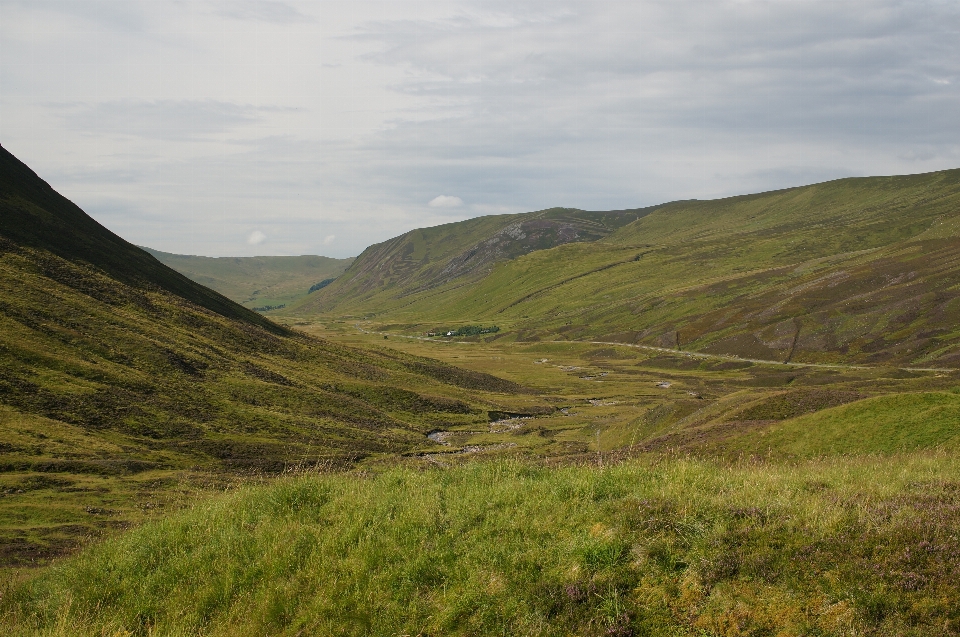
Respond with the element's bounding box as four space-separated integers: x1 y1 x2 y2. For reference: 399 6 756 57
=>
733 391 960 456
140 248 353 311
5 454 960 636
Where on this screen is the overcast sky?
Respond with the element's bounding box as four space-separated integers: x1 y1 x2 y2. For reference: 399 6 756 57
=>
2 1 958 257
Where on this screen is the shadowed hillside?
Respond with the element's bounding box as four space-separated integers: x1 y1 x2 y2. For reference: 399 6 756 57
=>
0 145 285 335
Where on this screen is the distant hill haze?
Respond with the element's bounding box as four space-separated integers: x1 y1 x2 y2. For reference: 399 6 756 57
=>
294 169 960 368
141 248 353 312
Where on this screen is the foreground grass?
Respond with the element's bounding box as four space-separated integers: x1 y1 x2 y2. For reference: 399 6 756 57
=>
5 455 960 636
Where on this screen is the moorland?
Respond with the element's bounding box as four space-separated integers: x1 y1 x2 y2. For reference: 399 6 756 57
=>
3 143 960 636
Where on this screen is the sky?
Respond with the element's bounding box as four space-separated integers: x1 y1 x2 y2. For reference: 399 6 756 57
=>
1 1 958 258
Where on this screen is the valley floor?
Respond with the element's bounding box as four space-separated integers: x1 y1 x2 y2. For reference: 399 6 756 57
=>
5 320 960 636
301 320 960 463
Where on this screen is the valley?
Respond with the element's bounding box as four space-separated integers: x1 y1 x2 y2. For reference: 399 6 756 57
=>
3 144 960 635
317 320 960 461
0 145 535 570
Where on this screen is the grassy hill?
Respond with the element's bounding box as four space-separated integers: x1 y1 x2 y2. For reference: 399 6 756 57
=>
0 144 533 566
297 169 960 368
141 248 353 312
721 390 960 456
297 207 652 315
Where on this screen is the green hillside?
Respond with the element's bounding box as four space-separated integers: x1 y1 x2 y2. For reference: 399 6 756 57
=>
297 207 652 314
141 248 353 312
0 145 531 566
298 169 960 368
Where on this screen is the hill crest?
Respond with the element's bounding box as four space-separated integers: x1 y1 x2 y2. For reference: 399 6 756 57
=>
0 144 285 334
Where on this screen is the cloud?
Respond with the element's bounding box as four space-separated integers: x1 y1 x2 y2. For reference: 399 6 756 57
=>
2 0 148 30
322 234 336 245
428 195 464 208
247 230 267 245
213 1 313 24
4 0 960 258
53 100 266 140
330 0 960 211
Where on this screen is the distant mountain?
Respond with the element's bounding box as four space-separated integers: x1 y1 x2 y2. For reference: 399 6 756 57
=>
299 169 960 368
297 207 653 314
140 248 353 312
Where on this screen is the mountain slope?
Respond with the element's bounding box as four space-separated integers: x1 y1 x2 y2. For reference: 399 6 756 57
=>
298 169 960 367
297 207 654 314
141 248 353 311
0 145 284 334
0 145 530 565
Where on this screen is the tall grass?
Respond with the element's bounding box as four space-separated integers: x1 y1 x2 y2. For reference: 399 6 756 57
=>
5 454 960 636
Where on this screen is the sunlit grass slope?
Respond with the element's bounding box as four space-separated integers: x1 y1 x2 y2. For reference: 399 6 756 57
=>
5 456 960 636
303 168 960 368
729 391 960 456
141 248 353 312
